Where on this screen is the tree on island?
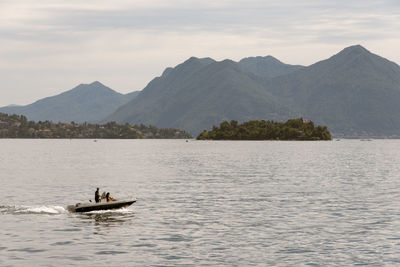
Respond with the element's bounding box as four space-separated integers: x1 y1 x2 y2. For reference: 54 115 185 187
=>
197 118 331 140
0 112 191 139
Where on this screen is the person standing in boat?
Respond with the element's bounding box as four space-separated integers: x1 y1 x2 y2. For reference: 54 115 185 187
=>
95 188 100 203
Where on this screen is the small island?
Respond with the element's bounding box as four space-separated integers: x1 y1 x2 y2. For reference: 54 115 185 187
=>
197 118 331 140
0 113 191 139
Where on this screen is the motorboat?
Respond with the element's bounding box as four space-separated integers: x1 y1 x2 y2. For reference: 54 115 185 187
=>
67 199 136 213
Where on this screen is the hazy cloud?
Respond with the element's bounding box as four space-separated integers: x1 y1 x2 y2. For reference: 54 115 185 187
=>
1 0 399 105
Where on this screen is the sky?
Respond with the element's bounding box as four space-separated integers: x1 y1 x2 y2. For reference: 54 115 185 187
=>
0 0 399 106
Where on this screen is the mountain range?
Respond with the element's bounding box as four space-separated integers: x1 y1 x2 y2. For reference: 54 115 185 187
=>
263 45 400 137
0 81 138 123
105 57 297 134
2 45 400 137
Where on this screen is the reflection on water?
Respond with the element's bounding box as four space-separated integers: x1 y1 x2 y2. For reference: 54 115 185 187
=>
69 209 137 236
76 209 136 227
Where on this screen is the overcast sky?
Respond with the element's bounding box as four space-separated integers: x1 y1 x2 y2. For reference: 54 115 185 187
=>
1 0 399 106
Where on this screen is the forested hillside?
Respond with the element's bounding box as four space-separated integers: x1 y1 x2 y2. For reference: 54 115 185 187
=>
197 118 331 140
0 113 191 139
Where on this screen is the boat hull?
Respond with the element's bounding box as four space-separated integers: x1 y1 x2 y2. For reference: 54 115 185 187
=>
67 200 136 213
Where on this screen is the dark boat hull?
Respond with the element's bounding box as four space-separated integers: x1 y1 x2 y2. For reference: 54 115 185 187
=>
67 200 136 213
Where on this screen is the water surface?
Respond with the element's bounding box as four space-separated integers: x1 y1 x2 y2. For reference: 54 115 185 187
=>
1 139 400 266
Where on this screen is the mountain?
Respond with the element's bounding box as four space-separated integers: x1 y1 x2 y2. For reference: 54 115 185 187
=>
105 57 295 135
3 45 399 137
107 45 400 137
0 81 138 123
238 56 304 78
5 104 21 107
264 45 400 137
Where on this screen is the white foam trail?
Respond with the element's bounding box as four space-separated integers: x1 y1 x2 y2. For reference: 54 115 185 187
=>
85 207 132 214
1 204 133 215
1 205 68 214
25 205 67 214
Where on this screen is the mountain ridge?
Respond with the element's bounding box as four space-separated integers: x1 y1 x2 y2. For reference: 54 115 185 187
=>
105 56 297 134
2 45 400 137
0 81 139 123
106 44 400 137
263 45 400 136
238 55 304 78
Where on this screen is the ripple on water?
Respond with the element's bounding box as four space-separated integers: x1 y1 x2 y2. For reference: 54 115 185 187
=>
131 243 157 248
53 228 82 232
66 256 90 261
95 250 128 255
8 248 47 253
158 235 192 242
2 140 400 266
51 241 74 246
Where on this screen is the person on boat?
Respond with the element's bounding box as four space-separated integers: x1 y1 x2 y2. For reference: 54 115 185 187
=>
95 188 100 203
106 192 116 202
101 192 107 202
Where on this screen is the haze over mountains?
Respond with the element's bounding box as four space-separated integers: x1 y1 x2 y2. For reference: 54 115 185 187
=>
0 82 139 123
263 45 400 137
2 45 400 137
238 56 304 78
105 57 298 134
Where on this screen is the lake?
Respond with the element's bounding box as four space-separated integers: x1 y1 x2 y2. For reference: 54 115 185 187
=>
1 139 400 266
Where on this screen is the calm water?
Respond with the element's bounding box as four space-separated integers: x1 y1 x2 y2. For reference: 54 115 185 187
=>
1 139 400 266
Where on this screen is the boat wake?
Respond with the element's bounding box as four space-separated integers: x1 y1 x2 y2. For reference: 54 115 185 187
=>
84 207 132 214
79 207 135 223
0 205 67 215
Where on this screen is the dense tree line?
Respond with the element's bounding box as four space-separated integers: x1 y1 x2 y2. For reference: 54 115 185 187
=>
197 118 331 140
0 113 191 139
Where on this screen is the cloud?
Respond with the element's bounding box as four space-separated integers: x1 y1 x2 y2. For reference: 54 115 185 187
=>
2 0 399 44
0 0 399 106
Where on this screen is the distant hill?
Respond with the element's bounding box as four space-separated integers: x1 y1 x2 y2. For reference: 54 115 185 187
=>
264 45 400 137
106 45 400 137
0 81 139 123
238 56 304 78
3 45 400 137
105 57 295 135
4 104 21 107
0 112 191 139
